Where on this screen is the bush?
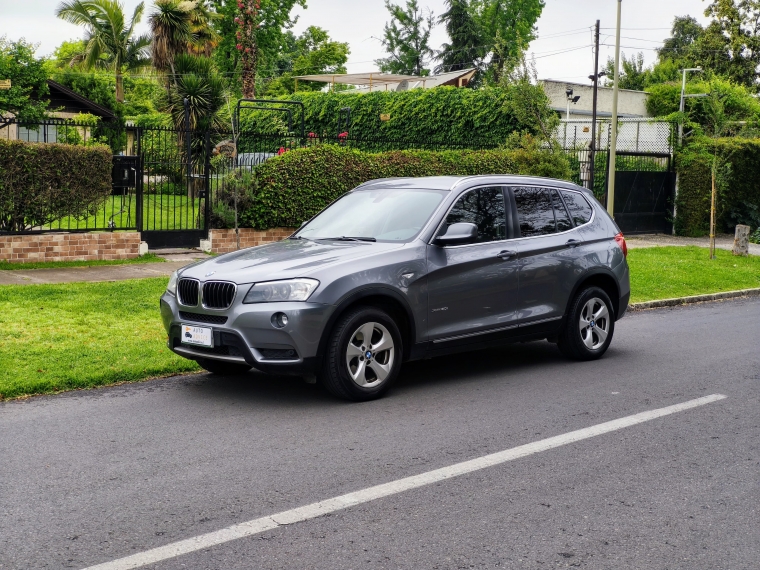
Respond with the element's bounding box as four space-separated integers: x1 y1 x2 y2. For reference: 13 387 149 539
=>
0 139 112 232
675 137 760 236
238 85 552 146
241 143 571 230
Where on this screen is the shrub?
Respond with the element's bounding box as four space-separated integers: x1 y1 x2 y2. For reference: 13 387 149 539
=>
241 143 571 230
0 139 112 232
675 137 760 236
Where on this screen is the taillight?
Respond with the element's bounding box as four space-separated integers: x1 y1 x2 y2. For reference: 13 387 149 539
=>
614 232 628 258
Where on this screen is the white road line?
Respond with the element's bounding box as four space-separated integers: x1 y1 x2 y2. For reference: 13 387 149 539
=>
81 394 726 570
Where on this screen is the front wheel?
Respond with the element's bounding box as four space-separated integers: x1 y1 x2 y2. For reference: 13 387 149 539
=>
558 287 615 361
320 307 403 401
196 358 252 376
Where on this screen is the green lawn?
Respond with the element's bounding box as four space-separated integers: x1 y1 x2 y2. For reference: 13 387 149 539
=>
629 246 760 303
1 246 758 400
0 253 164 271
45 195 205 232
0 278 199 400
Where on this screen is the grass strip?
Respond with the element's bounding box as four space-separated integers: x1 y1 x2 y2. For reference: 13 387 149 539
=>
628 246 760 303
0 253 165 271
0 278 198 400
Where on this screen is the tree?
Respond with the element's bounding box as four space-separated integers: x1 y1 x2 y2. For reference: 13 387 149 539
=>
436 0 483 75
0 37 49 123
470 0 545 83
659 15 705 61
149 0 194 83
55 0 151 103
701 0 760 88
188 1 222 58
210 0 305 95
603 52 649 90
263 27 349 96
376 0 435 76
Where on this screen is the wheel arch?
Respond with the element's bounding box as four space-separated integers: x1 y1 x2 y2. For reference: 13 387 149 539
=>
567 269 622 320
318 287 416 363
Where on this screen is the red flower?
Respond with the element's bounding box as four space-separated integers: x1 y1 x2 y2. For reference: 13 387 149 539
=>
236 43 243 51
308 132 316 138
338 131 348 139
277 147 286 155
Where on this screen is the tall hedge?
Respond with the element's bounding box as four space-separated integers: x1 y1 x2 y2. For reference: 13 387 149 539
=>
236 144 571 230
675 137 760 236
238 86 545 146
0 139 112 232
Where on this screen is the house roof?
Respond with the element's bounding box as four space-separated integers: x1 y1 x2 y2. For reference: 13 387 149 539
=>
46 80 118 121
293 72 421 87
297 69 478 92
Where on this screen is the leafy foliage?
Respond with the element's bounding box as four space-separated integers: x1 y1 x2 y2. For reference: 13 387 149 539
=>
436 0 483 75
0 37 50 123
675 137 760 236
377 0 435 76
238 143 570 229
251 84 556 145
0 139 112 232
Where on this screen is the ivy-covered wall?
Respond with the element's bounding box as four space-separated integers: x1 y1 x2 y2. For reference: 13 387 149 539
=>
215 143 572 230
238 86 549 146
675 137 760 236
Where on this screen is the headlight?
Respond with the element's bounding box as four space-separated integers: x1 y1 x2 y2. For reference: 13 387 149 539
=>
166 270 179 296
243 278 319 303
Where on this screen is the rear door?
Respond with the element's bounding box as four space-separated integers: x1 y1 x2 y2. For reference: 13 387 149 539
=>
511 186 585 325
426 186 520 341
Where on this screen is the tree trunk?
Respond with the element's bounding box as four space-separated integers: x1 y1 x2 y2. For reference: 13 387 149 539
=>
241 44 257 99
115 72 124 103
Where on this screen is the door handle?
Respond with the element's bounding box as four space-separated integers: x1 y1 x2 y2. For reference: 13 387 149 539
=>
565 239 581 248
497 250 517 260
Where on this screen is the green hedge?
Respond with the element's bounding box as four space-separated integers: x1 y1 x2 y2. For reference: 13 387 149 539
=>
238 85 549 146
0 139 112 232
237 143 571 230
675 137 760 236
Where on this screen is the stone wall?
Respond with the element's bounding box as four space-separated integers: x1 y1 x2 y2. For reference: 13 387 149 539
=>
0 232 142 263
205 228 295 254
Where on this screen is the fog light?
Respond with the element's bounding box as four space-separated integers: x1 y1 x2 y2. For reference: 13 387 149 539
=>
271 312 289 329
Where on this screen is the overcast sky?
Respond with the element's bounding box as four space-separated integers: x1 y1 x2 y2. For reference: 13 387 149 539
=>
2 0 711 84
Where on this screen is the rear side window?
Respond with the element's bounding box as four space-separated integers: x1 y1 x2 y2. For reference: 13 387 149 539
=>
551 189 573 233
561 190 594 227
513 187 556 237
444 187 506 243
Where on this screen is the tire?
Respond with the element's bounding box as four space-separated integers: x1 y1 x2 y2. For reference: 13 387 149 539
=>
557 286 615 361
320 306 403 401
196 358 252 376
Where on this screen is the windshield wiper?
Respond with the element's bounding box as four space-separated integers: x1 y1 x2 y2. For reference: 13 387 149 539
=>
288 235 315 242
316 236 377 242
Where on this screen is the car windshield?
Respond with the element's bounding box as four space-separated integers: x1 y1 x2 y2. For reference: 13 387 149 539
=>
295 188 447 242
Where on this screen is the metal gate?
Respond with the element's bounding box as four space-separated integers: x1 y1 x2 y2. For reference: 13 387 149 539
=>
609 152 676 235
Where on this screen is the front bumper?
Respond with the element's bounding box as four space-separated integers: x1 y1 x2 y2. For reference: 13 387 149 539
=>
160 292 334 374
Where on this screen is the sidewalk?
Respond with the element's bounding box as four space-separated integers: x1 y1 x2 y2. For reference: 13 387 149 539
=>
625 233 760 256
0 249 209 286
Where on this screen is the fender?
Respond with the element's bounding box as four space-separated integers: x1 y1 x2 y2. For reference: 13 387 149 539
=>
317 285 418 362
565 266 622 319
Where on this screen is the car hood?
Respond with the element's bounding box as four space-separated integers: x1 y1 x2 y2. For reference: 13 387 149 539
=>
179 239 405 283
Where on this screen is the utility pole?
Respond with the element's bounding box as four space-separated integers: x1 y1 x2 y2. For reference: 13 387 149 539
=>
606 0 622 217
589 20 601 193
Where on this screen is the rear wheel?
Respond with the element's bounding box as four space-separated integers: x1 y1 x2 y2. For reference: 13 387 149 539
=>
196 358 252 376
321 307 403 401
558 287 615 361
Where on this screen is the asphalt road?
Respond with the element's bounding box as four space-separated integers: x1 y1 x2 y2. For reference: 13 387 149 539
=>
1 298 758 570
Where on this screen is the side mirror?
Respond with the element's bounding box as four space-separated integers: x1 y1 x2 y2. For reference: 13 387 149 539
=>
434 222 478 246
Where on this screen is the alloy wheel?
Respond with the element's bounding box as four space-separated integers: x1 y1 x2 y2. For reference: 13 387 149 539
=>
345 321 395 388
578 297 610 350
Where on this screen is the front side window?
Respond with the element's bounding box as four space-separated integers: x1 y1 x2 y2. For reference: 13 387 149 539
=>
442 187 506 243
297 188 446 242
513 187 556 237
551 189 574 233
560 190 594 227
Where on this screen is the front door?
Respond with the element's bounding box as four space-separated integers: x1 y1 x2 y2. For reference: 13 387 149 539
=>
426 186 520 342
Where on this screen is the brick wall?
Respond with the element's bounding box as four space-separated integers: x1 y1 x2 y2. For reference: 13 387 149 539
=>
207 228 295 254
0 232 142 263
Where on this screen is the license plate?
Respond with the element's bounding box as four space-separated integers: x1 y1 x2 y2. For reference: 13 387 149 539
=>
181 324 213 347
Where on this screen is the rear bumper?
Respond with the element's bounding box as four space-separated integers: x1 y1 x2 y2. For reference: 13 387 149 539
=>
160 293 333 374
618 291 630 320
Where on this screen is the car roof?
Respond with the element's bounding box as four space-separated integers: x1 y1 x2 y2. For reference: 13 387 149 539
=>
355 175 585 193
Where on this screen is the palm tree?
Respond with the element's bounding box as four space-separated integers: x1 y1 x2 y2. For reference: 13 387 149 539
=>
55 0 151 103
188 1 222 58
149 0 194 84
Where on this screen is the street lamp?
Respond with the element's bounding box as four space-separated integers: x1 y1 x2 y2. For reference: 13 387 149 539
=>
678 67 703 144
566 88 581 119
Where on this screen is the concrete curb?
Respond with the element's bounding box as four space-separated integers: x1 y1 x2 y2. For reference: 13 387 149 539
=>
629 288 760 311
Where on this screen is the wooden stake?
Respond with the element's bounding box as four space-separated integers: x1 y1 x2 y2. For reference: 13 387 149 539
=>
710 155 717 259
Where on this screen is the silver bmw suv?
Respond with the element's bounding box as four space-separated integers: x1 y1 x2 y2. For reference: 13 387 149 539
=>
160 175 630 401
